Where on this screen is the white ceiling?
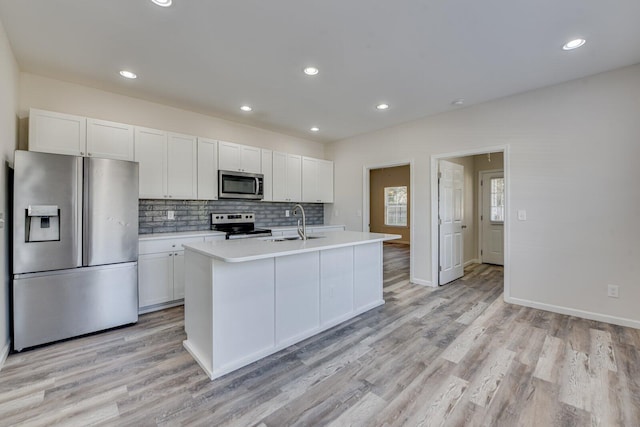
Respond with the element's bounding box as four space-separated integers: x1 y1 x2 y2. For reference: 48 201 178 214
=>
1 0 639 143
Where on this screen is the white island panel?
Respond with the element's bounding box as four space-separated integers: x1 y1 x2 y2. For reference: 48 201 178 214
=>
213 257 275 371
320 247 354 326
354 243 383 311
275 253 320 346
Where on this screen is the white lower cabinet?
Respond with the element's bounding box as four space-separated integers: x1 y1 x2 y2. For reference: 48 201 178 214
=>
138 252 174 307
275 253 320 345
138 234 224 312
320 247 354 325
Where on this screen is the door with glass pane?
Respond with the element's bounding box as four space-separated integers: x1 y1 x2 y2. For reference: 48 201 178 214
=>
480 170 504 265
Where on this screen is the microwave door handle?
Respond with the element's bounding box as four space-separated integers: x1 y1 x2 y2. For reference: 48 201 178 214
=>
255 177 260 195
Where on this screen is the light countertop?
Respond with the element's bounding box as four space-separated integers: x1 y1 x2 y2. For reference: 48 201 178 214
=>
183 231 400 263
269 224 345 231
139 230 226 241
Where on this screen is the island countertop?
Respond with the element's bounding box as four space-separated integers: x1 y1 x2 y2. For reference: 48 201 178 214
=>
182 231 400 263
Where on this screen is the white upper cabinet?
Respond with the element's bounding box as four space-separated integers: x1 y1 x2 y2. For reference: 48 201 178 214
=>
218 141 261 174
261 149 273 202
167 133 198 199
29 109 134 161
302 157 334 203
272 152 302 202
135 128 198 199
86 118 134 160
134 127 167 199
29 109 86 156
197 138 218 200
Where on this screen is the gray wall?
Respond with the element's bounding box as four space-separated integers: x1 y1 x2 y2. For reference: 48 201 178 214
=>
139 200 324 234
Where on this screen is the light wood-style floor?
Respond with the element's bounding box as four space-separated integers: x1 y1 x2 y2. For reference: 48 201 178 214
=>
1 242 640 426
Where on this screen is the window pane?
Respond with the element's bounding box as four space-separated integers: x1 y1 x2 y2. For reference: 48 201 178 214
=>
384 186 407 226
490 177 504 222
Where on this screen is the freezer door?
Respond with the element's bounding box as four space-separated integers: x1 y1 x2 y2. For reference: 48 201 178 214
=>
84 157 139 266
13 150 82 274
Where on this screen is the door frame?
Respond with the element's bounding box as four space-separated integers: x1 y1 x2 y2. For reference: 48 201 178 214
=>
430 146 510 294
362 159 415 284
478 169 504 265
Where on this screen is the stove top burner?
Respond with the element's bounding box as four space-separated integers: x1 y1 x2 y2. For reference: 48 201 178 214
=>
210 212 271 239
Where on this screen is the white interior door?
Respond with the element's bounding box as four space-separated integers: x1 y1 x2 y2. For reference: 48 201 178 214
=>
480 170 504 265
439 160 464 285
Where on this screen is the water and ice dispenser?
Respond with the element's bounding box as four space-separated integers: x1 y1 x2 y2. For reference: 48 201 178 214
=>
25 205 60 242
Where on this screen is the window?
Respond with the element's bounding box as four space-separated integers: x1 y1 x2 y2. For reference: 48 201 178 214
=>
384 186 407 226
490 177 504 222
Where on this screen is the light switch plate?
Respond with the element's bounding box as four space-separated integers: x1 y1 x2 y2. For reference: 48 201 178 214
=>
517 210 527 221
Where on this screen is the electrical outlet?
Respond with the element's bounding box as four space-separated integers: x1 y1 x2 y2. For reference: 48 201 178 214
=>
285 210 290 217
356 209 362 217
607 284 619 298
167 210 175 220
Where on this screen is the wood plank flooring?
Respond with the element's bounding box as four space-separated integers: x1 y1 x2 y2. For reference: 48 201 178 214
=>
1 242 640 426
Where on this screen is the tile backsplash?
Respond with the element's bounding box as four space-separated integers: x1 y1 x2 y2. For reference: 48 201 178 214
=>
139 199 324 234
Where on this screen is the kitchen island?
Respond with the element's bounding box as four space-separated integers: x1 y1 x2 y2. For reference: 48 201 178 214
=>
182 231 400 380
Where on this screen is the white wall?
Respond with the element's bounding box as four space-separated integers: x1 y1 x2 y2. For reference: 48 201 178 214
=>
326 64 640 327
0 18 20 365
19 73 325 158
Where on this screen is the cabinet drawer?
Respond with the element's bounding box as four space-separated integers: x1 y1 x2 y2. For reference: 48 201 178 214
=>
139 236 204 254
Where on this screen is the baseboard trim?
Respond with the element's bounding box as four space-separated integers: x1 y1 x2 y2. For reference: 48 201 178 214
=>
411 277 435 287
464 258 480 267
0 339 10 372
505 296 640 330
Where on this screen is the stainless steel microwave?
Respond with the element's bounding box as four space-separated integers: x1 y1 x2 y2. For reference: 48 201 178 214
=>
218 170 264 200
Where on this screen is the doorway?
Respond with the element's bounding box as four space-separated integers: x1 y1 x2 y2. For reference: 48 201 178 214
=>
362 161 415 285
431 148 508 289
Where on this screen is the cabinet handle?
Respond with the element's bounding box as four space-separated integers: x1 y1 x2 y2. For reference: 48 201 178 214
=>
175 253 179 256
88 153 92 156
168 195 172 198
172 244 176 247
80 151 84 155
169 253 173 256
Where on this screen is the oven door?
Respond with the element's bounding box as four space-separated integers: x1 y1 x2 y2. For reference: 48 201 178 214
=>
218 170 264 200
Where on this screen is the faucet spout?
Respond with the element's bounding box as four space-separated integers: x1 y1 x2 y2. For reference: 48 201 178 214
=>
292 204 307 240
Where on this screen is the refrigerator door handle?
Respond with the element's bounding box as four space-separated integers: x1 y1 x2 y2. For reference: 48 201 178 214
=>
77 156 84 267
81 157 88 266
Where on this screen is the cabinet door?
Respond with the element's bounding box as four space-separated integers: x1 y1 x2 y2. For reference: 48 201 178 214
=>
197 138 218 200
241 145 262 173
286 154 302 202
317 159 334 203
320 247 354 325
275 252 320 345
86 118 134 160
218 141 242 172
173 251 185 300
167 133 197 199
134 127 167 198
139 252 174 307
302 157 318 202
261 149 273 201
28 108 86 156
272 151 287 201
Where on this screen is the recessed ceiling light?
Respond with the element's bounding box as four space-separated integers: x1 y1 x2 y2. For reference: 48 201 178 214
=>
451 98 465 106
119 70 137 79
151 0 172 7
303 67 319 76
562 38 586 50
310 127 320 132
376 103 389 110
240 105 252 112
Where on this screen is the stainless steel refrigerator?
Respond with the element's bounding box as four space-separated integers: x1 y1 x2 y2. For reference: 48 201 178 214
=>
12 150 139 351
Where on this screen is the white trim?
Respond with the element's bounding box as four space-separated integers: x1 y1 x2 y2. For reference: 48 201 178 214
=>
506 296 640 330
478 169 504 264
431 145 510 297
411 278 434 287
0 339 10 371
463 258 480 267
363 159 415 288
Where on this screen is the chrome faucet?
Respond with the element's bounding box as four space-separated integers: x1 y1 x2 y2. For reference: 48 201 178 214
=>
292 204 307 240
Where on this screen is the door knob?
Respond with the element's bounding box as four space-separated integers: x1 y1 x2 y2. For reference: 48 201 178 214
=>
461 225 467 229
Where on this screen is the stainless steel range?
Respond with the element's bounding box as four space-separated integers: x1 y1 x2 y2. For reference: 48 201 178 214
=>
211 213 272 239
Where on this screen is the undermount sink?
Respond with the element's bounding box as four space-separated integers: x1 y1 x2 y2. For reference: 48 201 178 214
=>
266 235 325 242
